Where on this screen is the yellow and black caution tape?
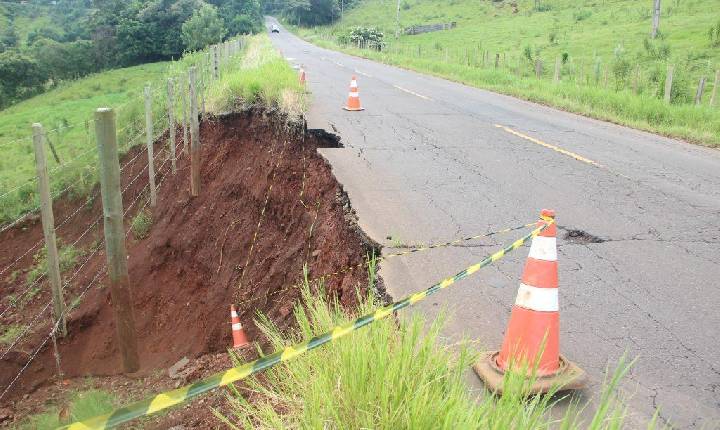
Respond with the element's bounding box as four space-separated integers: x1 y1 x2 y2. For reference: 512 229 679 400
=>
310 221 538 283
63 220 551 429
236 221 537 308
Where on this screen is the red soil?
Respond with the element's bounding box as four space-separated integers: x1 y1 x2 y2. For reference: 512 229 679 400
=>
0 109 378 412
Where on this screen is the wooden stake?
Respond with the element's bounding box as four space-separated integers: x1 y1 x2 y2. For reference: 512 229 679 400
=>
32 123 67 338
213 45 219 81
94 108 140 373
189 67 201 197
664 64 674 104
535 58 542 79
143 86 157 207
652 0 661 39
554 57 561 82
711 70 719 107
167 78 176 174
182 77 189 155
695 76 706 105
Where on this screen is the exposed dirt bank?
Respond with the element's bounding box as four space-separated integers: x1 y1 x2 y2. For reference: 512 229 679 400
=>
0 108 379 423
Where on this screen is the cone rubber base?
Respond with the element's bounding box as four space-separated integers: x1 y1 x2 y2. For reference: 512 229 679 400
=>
342 107 365 111
473 351 586 395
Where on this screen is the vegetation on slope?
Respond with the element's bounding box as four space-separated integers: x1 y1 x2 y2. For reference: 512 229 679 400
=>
217 274 643 429
207 34 307 118
292 0 720 146
0 33 305 226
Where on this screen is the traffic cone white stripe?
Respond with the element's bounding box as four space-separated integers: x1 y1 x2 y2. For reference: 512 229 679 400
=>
230 310 238 318
349 92 359 98
232 322 242 330
515 283 559 312
528 236 557 261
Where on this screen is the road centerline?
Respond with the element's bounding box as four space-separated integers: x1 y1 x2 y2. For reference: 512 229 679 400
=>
495 124 601 167
393 85 432 101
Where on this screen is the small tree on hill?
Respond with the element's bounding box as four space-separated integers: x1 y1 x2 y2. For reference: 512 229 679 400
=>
181 3 226 51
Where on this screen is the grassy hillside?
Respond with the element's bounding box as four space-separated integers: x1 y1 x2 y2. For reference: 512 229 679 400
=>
294 0 720 146
0 61 171 223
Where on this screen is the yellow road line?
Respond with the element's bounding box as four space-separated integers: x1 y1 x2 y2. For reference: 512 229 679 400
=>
495 124 601 167
394 85 432 101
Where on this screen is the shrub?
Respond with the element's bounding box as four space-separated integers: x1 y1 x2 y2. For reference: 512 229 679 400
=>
345 27 385 51
573 8 592 22
612 44 632 90
130 209 153 240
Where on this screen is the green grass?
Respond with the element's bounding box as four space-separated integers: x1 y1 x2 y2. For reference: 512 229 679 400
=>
0 35 302 226
0 62 170 224
292 0 720 147
207 34 306 119
17 388 116 430
214 271 644 429
130 209 153 240
0 40 232 225
0 324 23 346
25 241 83 286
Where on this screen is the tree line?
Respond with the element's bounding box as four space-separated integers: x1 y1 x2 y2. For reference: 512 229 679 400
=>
264 0 358 27
0 0 263 109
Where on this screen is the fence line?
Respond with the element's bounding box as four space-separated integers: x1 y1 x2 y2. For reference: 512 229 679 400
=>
0 35 250 401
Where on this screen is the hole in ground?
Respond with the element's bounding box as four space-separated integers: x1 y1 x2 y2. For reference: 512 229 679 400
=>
0 108 380 406
561 228 605 244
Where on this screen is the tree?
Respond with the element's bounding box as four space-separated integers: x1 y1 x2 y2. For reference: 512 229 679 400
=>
0 51 47 108
181 3 226 51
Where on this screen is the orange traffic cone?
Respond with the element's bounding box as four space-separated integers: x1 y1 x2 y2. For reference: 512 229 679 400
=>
230 305 249 349
474 209 585 394
299 66 306 85
343 76 364 111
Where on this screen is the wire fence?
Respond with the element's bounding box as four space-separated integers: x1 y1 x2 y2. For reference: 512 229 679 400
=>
0 37 248 401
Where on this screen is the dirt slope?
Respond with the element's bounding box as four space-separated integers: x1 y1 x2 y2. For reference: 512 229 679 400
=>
0 109 378 406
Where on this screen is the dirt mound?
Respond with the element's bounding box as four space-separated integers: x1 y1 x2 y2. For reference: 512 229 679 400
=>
0 109 378 403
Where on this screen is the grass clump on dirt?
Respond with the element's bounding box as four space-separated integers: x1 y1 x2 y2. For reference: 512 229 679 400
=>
17 388 116 430
25 242 83 287
130 209 153 240
294 0 720 146
0 324 24 347
206 34 306 119
214 274 641 429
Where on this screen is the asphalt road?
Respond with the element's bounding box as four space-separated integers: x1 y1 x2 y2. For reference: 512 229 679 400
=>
267 18 720 429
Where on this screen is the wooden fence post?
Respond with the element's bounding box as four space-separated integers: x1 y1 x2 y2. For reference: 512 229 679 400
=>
652 0 661 39
94 108 140 373
695 76 706 105
189 67 200 196
32 124 67 338
167 78 176 174
213 45 219 81
711 70 719 107
143 85 157 207
554 57 561 82
182 77 189 155
632 65 640 94
535 58 542 79
664 64 674 104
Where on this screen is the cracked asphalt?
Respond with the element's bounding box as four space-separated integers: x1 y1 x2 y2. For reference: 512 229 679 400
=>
268 18 720 429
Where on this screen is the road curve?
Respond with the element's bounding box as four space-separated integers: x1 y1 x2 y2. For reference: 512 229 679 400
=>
267 17 720 429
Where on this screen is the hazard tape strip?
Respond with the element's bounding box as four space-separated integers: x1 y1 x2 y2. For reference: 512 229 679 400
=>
63 220 550 430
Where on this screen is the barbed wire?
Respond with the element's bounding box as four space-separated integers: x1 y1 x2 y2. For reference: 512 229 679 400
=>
0 265 107 402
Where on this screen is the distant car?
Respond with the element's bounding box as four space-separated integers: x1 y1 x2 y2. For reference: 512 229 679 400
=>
271 24 280 33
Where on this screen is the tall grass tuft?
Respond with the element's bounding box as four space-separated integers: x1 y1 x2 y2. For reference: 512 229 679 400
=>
206 35 306 120
213 275 644 429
